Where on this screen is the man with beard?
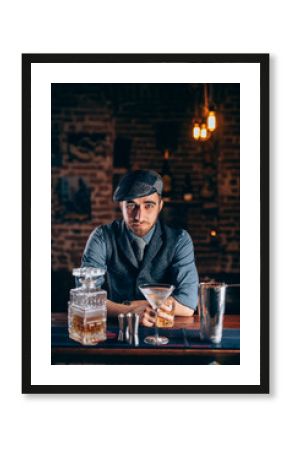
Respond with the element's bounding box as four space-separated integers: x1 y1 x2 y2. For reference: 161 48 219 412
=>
81 170 199 326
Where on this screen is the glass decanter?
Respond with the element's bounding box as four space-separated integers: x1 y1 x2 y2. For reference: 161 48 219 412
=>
68 267 107 345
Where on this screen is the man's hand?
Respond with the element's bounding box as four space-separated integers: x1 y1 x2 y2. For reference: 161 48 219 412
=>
141 302 174 327
107 296 194 325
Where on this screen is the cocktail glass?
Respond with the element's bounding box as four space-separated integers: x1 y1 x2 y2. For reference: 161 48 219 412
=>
139 283 175 345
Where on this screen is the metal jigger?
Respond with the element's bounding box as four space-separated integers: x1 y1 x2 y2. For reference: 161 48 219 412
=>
126 313 133 344
118 313 125 342
133 313 140 346
119 312 140 346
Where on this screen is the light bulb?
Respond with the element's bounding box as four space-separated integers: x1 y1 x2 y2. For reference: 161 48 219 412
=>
164 149 169 159
207 111 216 132
200 123 208 140
192 123 200 140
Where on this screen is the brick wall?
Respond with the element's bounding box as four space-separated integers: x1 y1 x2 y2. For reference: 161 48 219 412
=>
51 87 115 271
51 83 240 277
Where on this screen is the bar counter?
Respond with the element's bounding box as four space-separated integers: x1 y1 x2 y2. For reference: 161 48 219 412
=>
51 313 240 365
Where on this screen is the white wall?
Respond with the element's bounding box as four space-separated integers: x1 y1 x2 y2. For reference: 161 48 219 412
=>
0 2 286 450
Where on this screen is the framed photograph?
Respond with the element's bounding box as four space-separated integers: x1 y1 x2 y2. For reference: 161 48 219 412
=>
22 53 269 394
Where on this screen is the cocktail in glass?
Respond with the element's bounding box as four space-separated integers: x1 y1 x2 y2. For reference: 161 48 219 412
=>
139 283 175 345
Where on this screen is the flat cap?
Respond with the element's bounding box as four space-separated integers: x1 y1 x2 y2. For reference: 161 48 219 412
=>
113 170 163 201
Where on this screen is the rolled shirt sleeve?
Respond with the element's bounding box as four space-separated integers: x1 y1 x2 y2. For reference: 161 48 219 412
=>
80 226 107 287
170 230 199 310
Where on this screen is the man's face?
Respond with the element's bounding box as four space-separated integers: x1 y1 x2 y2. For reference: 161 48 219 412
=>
120 193 163 237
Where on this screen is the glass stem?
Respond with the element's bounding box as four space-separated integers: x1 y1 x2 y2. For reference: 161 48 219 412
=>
155 310 159 344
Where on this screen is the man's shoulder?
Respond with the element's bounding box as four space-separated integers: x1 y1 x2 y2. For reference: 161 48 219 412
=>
93 219 122 236
162 222 185 234
160 220 186 240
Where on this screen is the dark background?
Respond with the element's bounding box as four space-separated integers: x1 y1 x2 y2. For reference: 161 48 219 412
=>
51 83 240 313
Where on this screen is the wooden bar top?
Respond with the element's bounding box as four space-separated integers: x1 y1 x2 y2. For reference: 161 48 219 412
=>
52 312 240 329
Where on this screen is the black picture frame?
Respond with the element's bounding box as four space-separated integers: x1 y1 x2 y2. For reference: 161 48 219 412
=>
22 53 269 394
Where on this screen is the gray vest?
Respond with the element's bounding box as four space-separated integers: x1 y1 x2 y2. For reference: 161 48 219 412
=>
102 219 182 302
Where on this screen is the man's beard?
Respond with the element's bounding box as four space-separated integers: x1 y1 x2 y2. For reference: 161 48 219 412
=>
128 221 155 237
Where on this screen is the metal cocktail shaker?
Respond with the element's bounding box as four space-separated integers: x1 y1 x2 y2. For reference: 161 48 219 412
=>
199 282 227 344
